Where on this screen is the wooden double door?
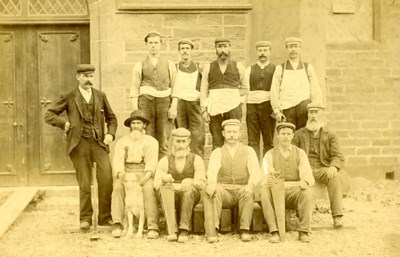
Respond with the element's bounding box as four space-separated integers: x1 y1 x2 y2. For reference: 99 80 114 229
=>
0 24 90 186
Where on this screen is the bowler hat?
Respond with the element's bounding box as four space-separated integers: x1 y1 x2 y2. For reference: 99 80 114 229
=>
76 64 95 73
124 110 150 127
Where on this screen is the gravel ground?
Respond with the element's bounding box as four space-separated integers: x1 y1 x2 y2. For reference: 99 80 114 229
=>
0 178 399 257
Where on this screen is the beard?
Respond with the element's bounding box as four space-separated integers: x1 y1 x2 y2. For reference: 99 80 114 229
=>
217 51 230 62
172 146 191 158
129 129 145 141
306 119 324 132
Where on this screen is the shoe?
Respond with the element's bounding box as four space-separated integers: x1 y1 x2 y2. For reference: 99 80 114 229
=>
112 223 123 238
80 221 91 232
167 234 177 241
240 230 252 242
333 216 344 228
269 232 280 243
147 229 159 239
299 231 310 243
207 236 218 243
178 230 189 243
99 219 113 226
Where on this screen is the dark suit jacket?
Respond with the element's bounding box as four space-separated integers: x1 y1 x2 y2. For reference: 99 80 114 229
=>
44 87 118 155
292 126 345 170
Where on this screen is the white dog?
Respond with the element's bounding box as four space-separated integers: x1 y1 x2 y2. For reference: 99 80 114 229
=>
123 173 145 238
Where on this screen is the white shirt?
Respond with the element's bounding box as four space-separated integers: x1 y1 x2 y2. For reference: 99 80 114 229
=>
79 86 92 103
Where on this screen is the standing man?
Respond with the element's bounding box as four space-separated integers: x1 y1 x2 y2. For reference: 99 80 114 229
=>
293 103 345 228
170 39 205 158
111 110 160 239
130 31 177 158
200 38 248 149
260 122 314 243
44 64 117 231
154 128 206 243
270 37 322 130
245 41 276 161
203 119 261 243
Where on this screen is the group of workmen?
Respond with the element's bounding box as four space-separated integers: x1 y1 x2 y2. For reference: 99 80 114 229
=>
44 31 346 244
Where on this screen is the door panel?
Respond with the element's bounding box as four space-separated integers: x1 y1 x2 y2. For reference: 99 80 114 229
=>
38 31 81 175
0 31 22 185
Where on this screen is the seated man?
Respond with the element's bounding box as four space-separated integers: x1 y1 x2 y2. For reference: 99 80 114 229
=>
260 122 315 243
154 128 206 243
111 110 160 239
293 103 345 228
203 119 261 243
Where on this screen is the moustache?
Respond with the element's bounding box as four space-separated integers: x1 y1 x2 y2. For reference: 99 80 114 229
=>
85 82 92 85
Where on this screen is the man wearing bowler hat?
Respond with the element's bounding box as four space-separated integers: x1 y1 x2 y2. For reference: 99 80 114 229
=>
200 38 248 149
111 110 160 239
169 39 205 158
270 37 322 130
260 122 314 243
45 64 117 231
130 31 177 159
244 40 276 161
293 103 346 228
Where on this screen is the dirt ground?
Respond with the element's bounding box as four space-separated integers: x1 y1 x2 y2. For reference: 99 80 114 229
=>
0 178 399 257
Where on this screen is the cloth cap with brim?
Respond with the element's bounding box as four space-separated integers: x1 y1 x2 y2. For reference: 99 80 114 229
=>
178 39 194 49
255 41 272 48
285 37 302 45
222 119 241 128
307 102 326 111
276 122 296 132
76 64 95 73
124 110 150 127
144 31 162 42
171 128 191 138
214 38 230 45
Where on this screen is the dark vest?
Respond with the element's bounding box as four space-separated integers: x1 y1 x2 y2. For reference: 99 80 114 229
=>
249 63 275 91
218 144 249 185
208 60 240 90
141 57 171 91
177 61 202 91
272 147 301 181
167 153 196 183
81 93 95 138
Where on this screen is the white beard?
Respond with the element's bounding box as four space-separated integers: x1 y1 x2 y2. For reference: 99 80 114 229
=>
306 120 324 132
129 130 145 141
172 146 190 158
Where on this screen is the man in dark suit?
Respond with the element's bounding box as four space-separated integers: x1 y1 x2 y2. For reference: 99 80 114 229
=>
45 64 118 231
292 102 345 228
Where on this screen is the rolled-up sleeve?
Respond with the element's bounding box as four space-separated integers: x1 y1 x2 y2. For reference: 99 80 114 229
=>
144 139 159 176
270 64 283 114
237 62 248 97
130 62 143 98
247 146 261 186
299 149 315 186
307 64 322 104
206 148 221 184
154 156 168 190
193 155 206 190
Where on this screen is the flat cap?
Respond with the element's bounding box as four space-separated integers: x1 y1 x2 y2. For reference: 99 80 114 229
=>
124 110 150 127
307 102 326 111
144 31 162 42
214 38 230 45
285 36 302 45
255 40 272 48
178 39 194 49
171 128 191 138
222 119 241 128
76 64 95 73
276 122 296 132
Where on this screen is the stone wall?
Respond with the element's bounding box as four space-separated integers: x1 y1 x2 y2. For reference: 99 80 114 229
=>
325 0 400 179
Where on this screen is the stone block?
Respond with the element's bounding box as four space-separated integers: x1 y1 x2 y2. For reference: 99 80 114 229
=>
349 130 382 138
339 138 370 147
173 27 222 39
347 156 369 165
198 14 222 26
371 139 391 146
224 14 246 25
382 147 400 155
312 182 329 200
356 147 381 155
163 14 197 26
224 26 247 38
193 204 204 233
369 156 398 165
361 122 389 129
220 208 233 232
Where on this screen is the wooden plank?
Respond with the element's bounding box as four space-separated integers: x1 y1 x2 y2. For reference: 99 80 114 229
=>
0 187 38 238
